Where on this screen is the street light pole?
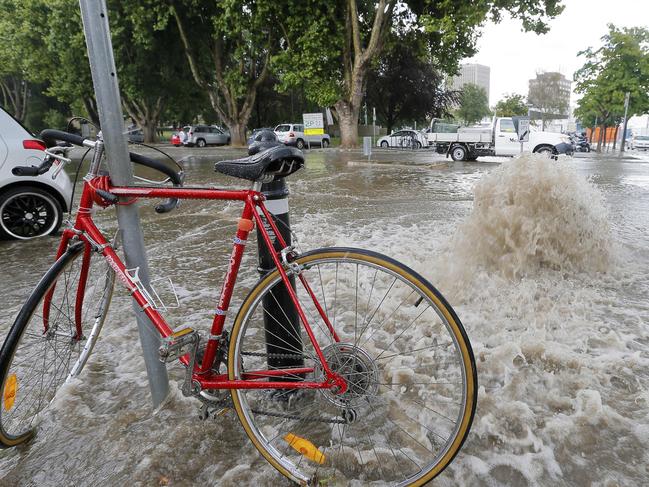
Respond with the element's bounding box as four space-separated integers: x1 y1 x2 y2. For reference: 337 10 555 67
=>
620 92 630 153
79 0 170 409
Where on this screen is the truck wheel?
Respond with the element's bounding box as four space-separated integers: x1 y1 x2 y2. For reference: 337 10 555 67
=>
534 146 554 157
296 139 305 150
322 139 330 148
450 145 467 161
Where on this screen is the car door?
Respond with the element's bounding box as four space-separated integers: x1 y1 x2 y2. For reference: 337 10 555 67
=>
390 131 404 147
494 119 520 156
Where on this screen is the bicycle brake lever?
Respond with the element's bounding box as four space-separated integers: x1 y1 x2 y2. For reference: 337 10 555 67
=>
44 148 72 180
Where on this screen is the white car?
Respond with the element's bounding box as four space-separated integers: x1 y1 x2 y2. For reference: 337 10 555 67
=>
633 135 649 151
0 107 73 239
377 129 427 149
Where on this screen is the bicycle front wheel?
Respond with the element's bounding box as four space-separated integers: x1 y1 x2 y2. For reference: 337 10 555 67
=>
229 248 477 486
0 242 114 447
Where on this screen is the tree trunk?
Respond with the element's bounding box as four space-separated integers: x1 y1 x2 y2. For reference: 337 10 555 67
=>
335 100 360 148
228 121 246 146
142 122 158 144
612 125 619 151
596 124 605 152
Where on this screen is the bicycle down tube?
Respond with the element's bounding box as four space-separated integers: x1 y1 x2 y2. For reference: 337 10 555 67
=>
59 178 342 392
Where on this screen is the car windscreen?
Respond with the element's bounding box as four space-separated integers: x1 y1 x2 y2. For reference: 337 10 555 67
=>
636 136 649 140
275 125 291 132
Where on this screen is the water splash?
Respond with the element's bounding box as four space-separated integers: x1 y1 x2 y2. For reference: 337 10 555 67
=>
445 154 612 281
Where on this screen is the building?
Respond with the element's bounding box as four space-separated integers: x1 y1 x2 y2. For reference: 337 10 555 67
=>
448 64 491 100
527 71 571 116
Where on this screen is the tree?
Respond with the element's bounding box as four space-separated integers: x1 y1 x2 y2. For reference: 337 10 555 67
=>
527 72 570 130
162 1 279 146
366 34 459 133
574 25 649 151
494 93 528 117
456 84 490 125
276 0 565 147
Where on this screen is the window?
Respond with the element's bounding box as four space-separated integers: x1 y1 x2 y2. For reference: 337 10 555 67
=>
275 125 290 132
500 119 516 133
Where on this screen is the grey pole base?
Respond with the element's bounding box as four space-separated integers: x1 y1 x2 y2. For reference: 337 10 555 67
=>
257 179 304 371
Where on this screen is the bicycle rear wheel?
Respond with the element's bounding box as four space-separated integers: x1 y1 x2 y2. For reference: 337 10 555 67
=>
0 241 114 447
229 248 476 486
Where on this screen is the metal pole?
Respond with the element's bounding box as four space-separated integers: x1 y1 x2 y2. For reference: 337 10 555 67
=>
256 179 303 372
620 92 630 153
79 0 170 408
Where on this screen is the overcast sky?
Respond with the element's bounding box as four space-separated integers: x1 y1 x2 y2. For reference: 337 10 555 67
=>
467 0 649 109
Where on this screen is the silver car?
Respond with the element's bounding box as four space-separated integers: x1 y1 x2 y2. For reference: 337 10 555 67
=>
274 123 331 149
184 124 230 147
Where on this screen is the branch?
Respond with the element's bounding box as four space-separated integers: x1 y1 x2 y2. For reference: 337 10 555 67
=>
171 6 208 90
348 0 362 59
361 0 395 66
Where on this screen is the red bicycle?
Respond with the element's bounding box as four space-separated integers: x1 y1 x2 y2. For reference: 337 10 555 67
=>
0 130 477 486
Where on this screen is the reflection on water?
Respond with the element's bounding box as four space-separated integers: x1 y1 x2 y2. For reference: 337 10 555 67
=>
0 149 648 486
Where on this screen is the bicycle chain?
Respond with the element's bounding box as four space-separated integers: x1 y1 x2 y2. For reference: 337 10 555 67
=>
241 351 307 361
251 408 346 424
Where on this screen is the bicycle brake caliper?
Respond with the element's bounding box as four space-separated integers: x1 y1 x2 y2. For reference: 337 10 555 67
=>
281 246 301 275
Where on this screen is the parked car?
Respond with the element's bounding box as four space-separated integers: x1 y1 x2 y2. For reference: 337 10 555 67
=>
377 129 427 149
127 128 144 143
170 132 181 146
274 123 331 149
633 135 649 151
0 107 73 239
183 124 230 147
247 127 274 145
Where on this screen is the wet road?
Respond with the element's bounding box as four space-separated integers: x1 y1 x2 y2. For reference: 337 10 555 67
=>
0 147 648 486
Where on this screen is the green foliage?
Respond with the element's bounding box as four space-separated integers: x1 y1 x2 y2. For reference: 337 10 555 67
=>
456 84 490 125
494 93 528 117
574 24 649 128
277 0 565 106
366 33 459 133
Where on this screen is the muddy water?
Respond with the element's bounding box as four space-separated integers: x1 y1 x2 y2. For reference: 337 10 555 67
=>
0 149 648 486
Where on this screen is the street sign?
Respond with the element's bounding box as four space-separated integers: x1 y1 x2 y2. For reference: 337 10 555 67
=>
303 112 324 136
517 119 530 142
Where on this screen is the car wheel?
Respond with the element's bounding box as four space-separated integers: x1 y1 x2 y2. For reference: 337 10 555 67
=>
322 139 330 148
196 138 207 148
0 186 63 240
450 145 467 161
380 141 389 148
415 141 422 149
296 139 305 150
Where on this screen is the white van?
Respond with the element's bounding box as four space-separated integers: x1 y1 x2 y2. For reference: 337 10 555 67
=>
0 107 73 239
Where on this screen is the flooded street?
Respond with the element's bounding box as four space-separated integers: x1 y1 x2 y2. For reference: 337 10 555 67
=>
0 147 648 486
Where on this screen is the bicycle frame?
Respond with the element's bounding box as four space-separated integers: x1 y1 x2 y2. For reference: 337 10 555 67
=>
47 173 346 394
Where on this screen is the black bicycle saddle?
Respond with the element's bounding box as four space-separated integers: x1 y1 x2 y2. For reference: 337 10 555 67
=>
214 145 304 181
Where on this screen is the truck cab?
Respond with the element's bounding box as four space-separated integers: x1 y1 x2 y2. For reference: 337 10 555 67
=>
427 117 574 161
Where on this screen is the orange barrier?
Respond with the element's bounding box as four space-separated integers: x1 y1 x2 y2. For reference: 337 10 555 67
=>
586 127 618 144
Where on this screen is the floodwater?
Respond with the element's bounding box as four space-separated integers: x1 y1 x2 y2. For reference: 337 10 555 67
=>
0 147 648 486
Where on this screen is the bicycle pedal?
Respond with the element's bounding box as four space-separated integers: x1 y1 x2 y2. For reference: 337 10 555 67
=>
158 328 199 363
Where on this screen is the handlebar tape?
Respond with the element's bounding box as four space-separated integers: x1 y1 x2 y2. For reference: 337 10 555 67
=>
40 129 86 148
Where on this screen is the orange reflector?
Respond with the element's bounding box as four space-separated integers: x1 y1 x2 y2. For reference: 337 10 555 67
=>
237 218 254 232
3 374 17 411
284 432 326 464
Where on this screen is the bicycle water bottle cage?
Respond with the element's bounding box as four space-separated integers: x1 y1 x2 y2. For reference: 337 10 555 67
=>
214 145 304 182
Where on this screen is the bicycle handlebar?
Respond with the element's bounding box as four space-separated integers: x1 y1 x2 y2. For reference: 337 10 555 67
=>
12 129 183 214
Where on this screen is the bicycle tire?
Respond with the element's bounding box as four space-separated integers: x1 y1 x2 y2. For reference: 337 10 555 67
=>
229 248 476 486
0 241 114 447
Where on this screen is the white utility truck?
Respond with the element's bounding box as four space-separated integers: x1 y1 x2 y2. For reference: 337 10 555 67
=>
427 117 574 161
